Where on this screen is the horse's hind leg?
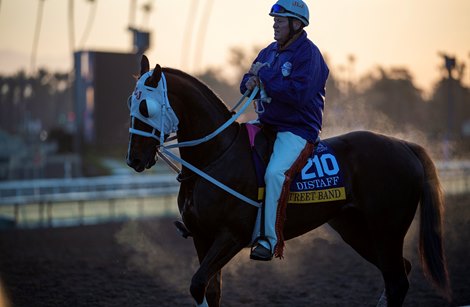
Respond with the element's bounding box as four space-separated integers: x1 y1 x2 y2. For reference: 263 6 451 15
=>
328 208 411 307
373 237 411 307
376 256 412 306
191 231 245 307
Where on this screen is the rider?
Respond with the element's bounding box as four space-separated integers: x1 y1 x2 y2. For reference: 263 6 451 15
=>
240 0 329 261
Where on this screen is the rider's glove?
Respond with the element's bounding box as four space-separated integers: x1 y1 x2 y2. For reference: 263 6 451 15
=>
249 62 270 76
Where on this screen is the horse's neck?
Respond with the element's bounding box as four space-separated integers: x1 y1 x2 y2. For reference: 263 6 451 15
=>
166 71 238 168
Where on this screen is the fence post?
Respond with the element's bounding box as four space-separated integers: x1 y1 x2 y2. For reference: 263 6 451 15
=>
466 172 469 192
164 195 172 216
39 201 45 228
138 198 144 217
109 199 115 220
47 201 53 227
14 203 19 228
79 200 84 226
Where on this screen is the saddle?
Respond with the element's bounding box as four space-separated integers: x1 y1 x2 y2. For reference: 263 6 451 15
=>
246 123 319 201
246 123 276 201
252 124 277 165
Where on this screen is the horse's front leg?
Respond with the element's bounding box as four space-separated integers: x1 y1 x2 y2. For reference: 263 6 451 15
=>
191 230 245 307
206 270 221 306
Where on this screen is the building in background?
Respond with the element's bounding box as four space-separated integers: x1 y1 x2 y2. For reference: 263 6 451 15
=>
74 51 139 153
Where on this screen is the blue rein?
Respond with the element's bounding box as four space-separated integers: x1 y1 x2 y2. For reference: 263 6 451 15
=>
158 87 262 208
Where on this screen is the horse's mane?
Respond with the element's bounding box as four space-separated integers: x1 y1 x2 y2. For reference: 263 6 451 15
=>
163 67 232 118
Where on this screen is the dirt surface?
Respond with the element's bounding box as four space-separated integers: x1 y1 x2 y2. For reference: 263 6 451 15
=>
1 194 469 307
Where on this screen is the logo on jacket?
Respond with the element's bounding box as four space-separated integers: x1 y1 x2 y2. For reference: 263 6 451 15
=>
281 62 292 77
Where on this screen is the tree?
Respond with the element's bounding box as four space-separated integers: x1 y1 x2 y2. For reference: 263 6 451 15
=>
427 69 470 154
0 69 73 137
358 67 426 131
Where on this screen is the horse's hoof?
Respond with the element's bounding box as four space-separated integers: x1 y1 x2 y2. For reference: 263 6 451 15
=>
195 296 208 307
376 290 387 307
174 220 192 238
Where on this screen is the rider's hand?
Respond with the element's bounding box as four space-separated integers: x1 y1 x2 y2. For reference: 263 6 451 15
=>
249 62 269 76
245 76 260 91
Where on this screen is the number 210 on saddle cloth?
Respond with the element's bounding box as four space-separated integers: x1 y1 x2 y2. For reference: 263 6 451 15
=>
288 141 346 203
246 123 347 204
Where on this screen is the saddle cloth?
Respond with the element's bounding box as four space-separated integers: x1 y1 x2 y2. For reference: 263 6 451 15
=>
246 123 346 204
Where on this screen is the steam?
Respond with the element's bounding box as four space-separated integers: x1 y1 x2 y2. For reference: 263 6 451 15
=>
115 221 198 297
224 226 343 283
114 220 347 298
323 98 445 158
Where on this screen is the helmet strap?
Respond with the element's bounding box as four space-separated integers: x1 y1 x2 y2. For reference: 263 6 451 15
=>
281 18 303 49
289 18 303 37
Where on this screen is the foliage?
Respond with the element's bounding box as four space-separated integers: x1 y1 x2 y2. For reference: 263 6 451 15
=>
0 69 73 136
358 67 426 130
427 77 470 154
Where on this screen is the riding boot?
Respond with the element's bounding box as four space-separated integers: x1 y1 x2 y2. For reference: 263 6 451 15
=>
250 237 273 261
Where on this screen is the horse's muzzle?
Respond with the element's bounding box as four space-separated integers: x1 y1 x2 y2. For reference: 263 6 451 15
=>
126 156 156 172
127 157 144 172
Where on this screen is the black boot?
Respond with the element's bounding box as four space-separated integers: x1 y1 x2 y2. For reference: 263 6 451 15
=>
250 240 273 261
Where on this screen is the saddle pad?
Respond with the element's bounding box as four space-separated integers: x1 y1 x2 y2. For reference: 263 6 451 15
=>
288 141 346 204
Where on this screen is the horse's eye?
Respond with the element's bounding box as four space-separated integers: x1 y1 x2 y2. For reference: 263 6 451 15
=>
127 96 132 110
139 99 150 118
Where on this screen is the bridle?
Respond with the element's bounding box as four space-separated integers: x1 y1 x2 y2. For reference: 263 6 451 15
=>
128 71 262 208
128 72 178 142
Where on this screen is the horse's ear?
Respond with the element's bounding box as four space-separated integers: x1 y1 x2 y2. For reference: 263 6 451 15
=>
140 55 150 77
145 64 162 88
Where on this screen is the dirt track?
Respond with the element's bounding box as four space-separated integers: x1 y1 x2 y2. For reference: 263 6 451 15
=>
1 194 469 307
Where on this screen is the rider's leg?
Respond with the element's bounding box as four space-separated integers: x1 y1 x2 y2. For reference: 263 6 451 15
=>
260 131 307 252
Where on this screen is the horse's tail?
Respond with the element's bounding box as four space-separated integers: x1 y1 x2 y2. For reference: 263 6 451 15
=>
408 142 451 300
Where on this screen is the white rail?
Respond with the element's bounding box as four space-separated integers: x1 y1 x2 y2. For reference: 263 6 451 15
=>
0 162 468 229
436 161 470 195
1 162 469 206
0 174 179 206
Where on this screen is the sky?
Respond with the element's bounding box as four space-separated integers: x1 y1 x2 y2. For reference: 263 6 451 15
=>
0 0 469 93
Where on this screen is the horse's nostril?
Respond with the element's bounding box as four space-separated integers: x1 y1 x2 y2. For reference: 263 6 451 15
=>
127 158 140 167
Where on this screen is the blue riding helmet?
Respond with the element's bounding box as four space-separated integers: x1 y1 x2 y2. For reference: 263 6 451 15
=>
269 0 309 26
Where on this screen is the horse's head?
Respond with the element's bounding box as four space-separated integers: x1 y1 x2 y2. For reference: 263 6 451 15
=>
126 55 179 172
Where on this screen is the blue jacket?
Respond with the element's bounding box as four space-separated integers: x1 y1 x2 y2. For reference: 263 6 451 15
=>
240 31 329 142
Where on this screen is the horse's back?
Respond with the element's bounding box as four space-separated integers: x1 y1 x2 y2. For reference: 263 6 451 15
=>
324 131 424 218
325 130 424 179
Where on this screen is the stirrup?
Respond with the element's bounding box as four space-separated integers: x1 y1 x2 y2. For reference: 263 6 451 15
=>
250 236 273 261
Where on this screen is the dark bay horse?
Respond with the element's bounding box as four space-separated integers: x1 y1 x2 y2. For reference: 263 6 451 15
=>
126 56 450 307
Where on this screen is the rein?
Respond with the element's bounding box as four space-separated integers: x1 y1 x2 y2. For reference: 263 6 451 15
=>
157 86 262 208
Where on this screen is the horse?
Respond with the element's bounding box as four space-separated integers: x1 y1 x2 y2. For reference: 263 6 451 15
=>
126 55 450 307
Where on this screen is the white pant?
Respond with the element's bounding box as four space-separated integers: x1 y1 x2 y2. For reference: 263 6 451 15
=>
259 131 307 251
